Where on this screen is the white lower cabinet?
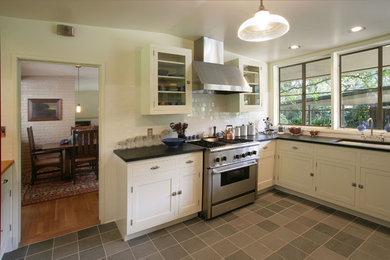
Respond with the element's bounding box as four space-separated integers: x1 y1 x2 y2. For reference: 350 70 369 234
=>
315 160 356 207
276 140 390 222
115 152 202 239
131 171 176 233
277 152 314 195
1 165 13 257
257 141 275 191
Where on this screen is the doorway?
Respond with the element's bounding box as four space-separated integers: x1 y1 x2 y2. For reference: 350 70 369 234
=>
19 60 100 245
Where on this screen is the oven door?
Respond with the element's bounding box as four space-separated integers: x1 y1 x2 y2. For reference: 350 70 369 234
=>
211 160 257 204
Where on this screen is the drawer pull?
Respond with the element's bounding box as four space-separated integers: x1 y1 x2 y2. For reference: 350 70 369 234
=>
358 184 364 189
172 191 177 196
186 160 194 164
150 166 160 170
263 146 268 150
352 183 357 187
178 190 182 195
292 146 298 150
2 179 8 184
310 173 314 177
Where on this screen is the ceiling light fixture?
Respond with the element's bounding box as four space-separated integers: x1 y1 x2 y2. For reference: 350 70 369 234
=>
349 26 366 33
238 0 289 42
75 65 82 113
289 44 301 50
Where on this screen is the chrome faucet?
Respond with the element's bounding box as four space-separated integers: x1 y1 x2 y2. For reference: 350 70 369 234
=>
366 118 374 137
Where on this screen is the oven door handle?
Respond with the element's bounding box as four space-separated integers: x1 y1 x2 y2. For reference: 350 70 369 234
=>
211 160 257 175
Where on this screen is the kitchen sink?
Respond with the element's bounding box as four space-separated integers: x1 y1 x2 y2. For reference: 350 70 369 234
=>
336 139 390 150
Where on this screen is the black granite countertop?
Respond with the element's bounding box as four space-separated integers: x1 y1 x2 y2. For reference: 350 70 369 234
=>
254 133 390 152
114 143 205 162
114 134 389 163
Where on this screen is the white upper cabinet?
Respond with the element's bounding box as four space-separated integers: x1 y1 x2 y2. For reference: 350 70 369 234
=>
226 58 263 112
141 45 192 115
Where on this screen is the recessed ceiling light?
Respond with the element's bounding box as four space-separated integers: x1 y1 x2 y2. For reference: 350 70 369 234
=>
349 26 366 33
289 45 301 50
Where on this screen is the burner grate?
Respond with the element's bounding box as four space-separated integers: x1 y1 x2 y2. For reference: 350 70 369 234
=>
190 140 226 148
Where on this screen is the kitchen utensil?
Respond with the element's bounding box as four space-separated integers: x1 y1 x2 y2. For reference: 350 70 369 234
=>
309 130 319 137
162 138 185 148
288 127 302 136
213 126 217 137
225 129 234 140
248 123 256 136
241 124 248 136
234 126 241 137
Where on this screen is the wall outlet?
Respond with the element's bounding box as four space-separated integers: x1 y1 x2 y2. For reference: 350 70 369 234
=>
147 128 153 136
1 126 6 138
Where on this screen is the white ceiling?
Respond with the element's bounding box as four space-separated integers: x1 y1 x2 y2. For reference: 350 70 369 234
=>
21 61 99 91
2 0 390 62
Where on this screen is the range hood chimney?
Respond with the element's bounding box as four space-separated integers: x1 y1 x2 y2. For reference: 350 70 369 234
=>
192 37 252 94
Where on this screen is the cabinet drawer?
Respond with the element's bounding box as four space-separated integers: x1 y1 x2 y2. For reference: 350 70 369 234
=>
360 151 390 172
176 152 202 169
315 145 357 164
278 140 314 155
130 158 176 178
258 141 275 157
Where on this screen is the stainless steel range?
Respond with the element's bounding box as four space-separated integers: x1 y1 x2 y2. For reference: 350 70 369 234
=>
191 139 260 219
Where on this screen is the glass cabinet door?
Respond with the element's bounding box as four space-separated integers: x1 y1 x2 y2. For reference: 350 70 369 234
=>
243 65 260 106
157 52 187 107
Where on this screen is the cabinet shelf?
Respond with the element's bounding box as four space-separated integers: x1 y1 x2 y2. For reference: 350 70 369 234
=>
244 70 259 75
158 75 185 80
158 91 186 94
158 59 185 66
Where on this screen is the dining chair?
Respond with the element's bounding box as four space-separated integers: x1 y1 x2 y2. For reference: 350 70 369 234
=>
71 129 99 184
70 125 91 135
27 126 64 185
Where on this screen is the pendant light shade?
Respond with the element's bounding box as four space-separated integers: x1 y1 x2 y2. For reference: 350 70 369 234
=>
238 0 289 42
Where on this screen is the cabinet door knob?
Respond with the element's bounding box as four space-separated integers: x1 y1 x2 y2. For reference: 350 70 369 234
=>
358 184 364 189
263 146 268 150
2 179 8 184
310 173 314 177
186 160 194 164
150 166 160 170
292 146 298 150
178 190 182 195
172 192 177 196
352 183 357 187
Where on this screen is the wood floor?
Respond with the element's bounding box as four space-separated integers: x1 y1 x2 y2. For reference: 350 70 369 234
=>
21 191 99 246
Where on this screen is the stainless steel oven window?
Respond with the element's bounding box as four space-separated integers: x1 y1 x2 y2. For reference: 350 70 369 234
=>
220 167 250 186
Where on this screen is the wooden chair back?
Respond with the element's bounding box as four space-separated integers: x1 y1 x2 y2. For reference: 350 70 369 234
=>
27 126 36 152
70 125 91 135
72 129 98 159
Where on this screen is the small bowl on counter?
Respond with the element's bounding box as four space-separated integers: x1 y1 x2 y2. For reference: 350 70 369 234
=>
288 127 302 136
162 138 185 148
309 130 320 137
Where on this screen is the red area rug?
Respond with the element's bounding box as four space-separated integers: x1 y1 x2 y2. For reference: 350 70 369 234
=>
21 169 98 207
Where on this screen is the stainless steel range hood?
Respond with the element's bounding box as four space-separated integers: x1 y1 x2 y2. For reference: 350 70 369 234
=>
192 37 252 94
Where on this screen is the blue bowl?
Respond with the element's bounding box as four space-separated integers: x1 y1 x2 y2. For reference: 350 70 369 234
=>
162 138 185 148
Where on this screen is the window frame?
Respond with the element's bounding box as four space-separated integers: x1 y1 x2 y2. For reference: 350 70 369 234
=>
279 57 331 127
339 46 385 129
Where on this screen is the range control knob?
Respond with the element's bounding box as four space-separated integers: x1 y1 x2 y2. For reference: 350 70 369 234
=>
252 151 257 155
241 153 246 158
215 157 220 163
246 152 251 156
222 156 227 161
234 155 240 159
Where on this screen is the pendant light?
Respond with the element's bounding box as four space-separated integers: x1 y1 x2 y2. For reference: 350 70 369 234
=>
75 65 82 113
238 0 289 42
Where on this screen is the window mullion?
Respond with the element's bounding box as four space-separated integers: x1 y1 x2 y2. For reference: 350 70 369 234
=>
302 64 306 125
378 46 383 129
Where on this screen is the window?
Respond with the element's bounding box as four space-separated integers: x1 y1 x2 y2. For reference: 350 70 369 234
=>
279 58 331 126
340 46 390 129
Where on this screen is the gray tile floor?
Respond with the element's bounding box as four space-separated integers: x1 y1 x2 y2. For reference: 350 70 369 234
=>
3 190 390 260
